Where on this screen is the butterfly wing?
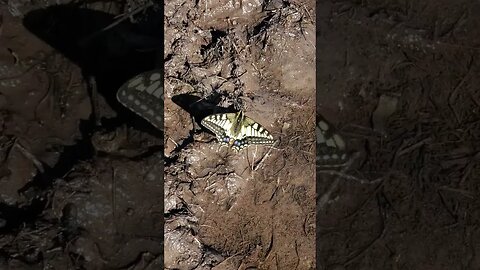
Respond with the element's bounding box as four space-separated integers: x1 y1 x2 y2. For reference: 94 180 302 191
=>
116 70 164 131
201 113 236 143
238 115 275 149
316 115 348 163
201 112 275 150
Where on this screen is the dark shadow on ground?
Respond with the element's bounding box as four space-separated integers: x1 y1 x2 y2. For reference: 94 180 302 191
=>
20 3 164 182
6 5 165 267
23 3 163 135
172 93 236 127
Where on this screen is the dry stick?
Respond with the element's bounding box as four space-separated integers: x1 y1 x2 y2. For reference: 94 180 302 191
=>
459 154 478 186
318 154 388 266
448 56 473 124
317 170 383 185
438 185 474 199
253 140 279 171
168 137 179 148
79 1 154 45
317 152 360 210
335 185 388 267
112 167 117 218
34 74 54 121
251 146 258 172
245 146 253 172
14 141 45 174
294 240 300 270
87 76 101 126
396 137 432 156
344 216 386 267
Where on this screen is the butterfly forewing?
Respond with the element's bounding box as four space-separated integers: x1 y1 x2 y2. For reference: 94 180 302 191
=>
201 112 275 151
116 70 164 131
240 116 275 144
316 115 348 164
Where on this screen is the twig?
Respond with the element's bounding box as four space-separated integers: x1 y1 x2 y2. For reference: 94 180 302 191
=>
397 137 432 156
317 170 383 185
317 152 360 210
79 2 154 46
112 167 117 218
253 140 279 171
438 185 474 199
14 140 44 174
448 56 474 124
344 203 386 266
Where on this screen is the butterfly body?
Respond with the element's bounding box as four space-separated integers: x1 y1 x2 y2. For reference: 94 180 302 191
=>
201 111 275 151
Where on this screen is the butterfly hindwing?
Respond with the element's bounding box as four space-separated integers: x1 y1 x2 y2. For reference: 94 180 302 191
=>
201 111 275 151
116 70 164 131
201 113 234 140
316 114 348 164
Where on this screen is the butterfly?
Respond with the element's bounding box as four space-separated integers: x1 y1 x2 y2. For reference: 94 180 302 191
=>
316 114 348 164
201 111 275 151
116 70 164 131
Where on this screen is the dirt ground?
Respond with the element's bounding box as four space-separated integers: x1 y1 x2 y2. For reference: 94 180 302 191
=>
318 1 480 269
163 0 315 269
0 0 479 269
0 1 164 269
1 0 316 269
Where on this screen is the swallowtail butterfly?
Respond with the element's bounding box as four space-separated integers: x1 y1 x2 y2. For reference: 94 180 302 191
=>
201 111 275 151
316 115 348 163
116 70 163 130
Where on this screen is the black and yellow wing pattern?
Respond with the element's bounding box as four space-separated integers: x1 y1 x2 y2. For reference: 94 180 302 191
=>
316 115 348 164
201 111 275 151
116 70 164 131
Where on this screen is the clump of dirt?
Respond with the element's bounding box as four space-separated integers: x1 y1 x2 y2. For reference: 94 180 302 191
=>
0 1 163 269
164 0 316 268
318 1 480 269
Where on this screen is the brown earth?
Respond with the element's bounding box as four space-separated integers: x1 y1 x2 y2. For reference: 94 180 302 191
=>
164 0 316 269
0 1 163 269
0 0 479 269
318 1 480 269
0 0 316 268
